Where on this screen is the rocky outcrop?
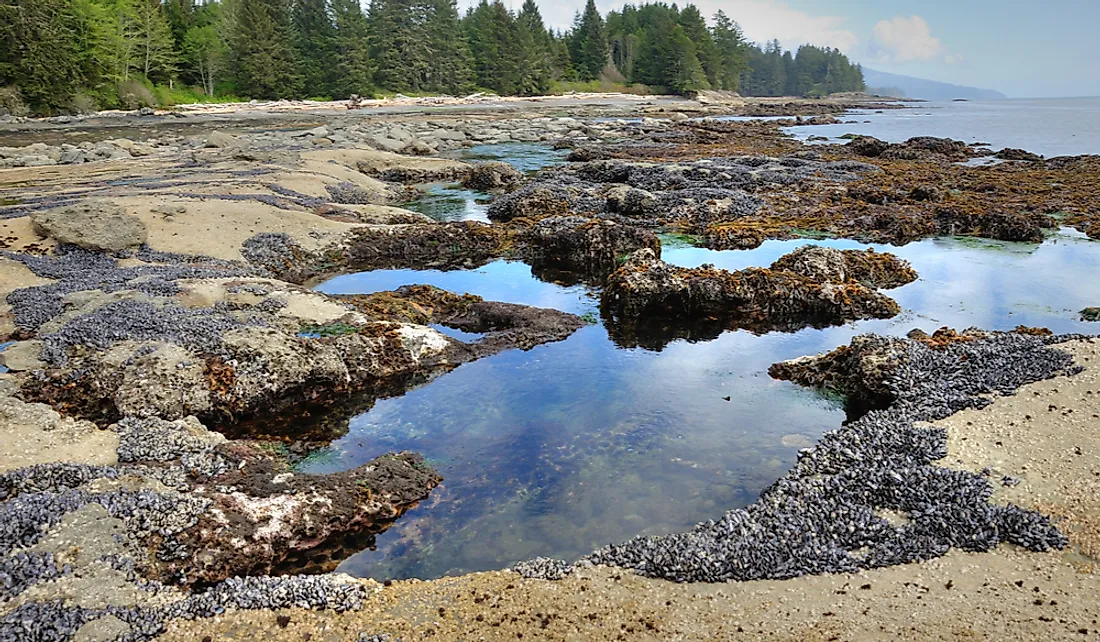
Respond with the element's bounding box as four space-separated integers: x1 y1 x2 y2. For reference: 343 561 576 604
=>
0 390 119 472
846 136 889 158
486 156 877 233
351 149 471 183
8 245 584 432
996 148 1043 162
30 202 148 251
0 413 441 589
178 445 440 584
462 161 525 191
244 215 659 283
847 136 981 162
769 245 918 289
768 334 906 413
602 246 908 348
337 284 585 355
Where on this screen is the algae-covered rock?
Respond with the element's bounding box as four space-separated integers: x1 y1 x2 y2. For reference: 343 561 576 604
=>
1081 307 1100 322
770 245 917 289
462 161 524 191
602 246 906 348
847 136 889 157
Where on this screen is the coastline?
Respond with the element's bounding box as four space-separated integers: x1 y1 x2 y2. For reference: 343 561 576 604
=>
0 93 1096 641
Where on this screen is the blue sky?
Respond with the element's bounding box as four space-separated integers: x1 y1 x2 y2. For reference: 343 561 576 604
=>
466 0 1100 98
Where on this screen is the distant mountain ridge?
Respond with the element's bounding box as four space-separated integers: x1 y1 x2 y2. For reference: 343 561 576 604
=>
862 68 1007 101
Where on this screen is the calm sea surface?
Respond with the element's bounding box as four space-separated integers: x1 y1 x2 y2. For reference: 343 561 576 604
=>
785 97 1100 157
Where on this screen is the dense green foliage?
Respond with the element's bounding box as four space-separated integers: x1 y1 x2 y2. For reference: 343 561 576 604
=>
0 0 864 114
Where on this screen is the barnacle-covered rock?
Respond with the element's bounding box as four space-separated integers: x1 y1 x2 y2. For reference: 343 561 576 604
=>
601 246 904 347
462 161 524 191
769 245 917 289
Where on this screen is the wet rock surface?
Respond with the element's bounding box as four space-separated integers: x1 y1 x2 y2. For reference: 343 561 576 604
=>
516 330 1082 582
462 161 525 192
5 241 585 430
243 214 658 284
601 246 910 349
486 156 879 235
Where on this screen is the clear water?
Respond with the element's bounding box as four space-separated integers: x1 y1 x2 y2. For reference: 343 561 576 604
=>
785 97 1100 157
406 142 569 223
305 229 1100 581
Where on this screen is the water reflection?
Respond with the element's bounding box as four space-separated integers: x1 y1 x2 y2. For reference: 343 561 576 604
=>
407 142 568 222
303 230 1100 581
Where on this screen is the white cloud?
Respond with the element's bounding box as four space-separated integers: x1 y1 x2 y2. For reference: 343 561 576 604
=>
870 15 948 62
696 0 859 52
460 0 859 53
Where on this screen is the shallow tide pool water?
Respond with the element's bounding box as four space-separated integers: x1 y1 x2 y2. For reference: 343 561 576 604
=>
306 221 1100 580
404 143 570 222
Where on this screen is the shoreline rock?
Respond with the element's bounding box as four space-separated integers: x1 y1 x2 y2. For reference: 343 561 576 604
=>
601 246 911 348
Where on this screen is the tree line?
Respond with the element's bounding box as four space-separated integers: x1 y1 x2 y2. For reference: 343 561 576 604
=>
0 0 865 115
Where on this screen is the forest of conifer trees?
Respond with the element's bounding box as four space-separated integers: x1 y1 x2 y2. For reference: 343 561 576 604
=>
0 0 865 115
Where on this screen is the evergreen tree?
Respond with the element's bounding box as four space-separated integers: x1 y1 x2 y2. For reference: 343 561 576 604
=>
0 0 86 111
330 0 373 97
516 0 553 94
1 0 869 110
677 5 718 87
230 0 302 98
292 0 337 97
133 0 178 82
369 0 429 92
549 30 575 81
465 1 515 94
570 0 608 81
164 0 197 52
424 0 472 93
711 10 747 91
635 16 707 93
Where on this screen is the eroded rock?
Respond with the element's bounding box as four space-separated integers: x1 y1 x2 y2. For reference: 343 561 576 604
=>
602 246 907 348
769 245 917 289
462 161 524 191
30 203 148 252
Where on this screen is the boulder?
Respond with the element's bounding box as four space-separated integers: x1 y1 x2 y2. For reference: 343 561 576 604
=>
204 130 239 149
601 247 904 346
462 161 524 191
31 202 148 251
605 185 657 217
769 245 917 289
847 136 889 157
